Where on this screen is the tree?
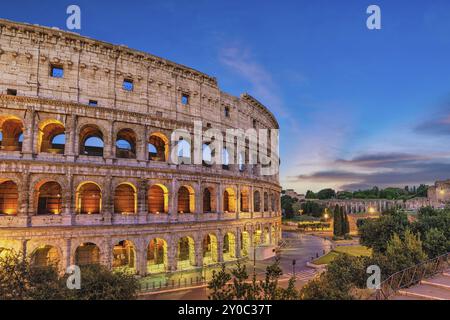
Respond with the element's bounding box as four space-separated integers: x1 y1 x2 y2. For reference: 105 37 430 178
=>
305 190 317 199
423 228 448 258
333 205 343 237
281 195 295 218
208 264 233 300
341 206 350 235
317 188 336 200
359 210 409 253
416 184 428 197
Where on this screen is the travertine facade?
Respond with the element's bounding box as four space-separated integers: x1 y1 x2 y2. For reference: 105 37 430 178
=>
427 180 450 208
0 19 281 275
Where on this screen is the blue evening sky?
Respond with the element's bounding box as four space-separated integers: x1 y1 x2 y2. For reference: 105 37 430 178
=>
3 0 450 193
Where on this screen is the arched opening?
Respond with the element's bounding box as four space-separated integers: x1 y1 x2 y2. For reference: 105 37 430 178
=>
178 185 195 213
0 180 18 215
148 133 168 161
223 188 236 213
177 139 191 164
263 192 269 212
254 191 261 212
39 121 65 154
37 181 62 215
148 184 169 214
223 232 236 261
202 234 218 265
263 227 270 245
79 125 104 157
177 236 195 270
202 143 213 167
112 240 136 272
270 194 276 212
30 245 60 268
114 183 136 214
0 116 23 151
76 182 101 214
202 187 215 213
271 225 277 245
254 227 262 245
147 238 168 273
222 148 230 170
240 189 249 212
241 231 250 257
75 242 100 266
116 128 136 159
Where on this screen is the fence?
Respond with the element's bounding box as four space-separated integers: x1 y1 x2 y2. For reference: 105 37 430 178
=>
375 252 449 300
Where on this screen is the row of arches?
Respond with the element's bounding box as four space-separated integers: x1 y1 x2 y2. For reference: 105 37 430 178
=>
0 117 260 170
6 227 278 274
0 179 280 216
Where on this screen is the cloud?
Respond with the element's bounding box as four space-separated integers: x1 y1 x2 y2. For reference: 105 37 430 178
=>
219 44 286 117
292 152 450 190
415 98 450 136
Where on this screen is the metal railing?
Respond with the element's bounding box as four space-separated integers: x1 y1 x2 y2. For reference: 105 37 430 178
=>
375 252 449 300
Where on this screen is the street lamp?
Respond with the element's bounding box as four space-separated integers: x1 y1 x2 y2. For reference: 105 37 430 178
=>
292 259 296 278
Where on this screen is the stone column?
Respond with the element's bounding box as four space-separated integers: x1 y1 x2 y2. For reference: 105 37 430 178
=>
195 238 203 267
102 175 113 224
236 185 241 220
168 236 177 272
169 178 178 221
217 230 224 263
104 120 115 164
217 183 223 218
138 179 148 223
235 228 242 259
65 114 77 161
21 108 35 159
62 172 74 225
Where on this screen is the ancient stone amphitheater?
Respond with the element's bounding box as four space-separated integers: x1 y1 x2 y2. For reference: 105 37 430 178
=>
0 19 281 275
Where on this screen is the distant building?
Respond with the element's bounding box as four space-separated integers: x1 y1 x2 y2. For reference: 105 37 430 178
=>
284 189 305 201
427 180 450 208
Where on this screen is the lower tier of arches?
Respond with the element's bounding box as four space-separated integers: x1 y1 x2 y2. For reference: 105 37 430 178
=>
0 217 281 275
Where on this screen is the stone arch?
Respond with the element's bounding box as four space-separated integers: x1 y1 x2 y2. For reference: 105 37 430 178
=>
30 245 61 269
147 238 168 273
116 128 137 159
0 179 18 215
35 181 62 215
240 188 249 212
178 185 195 213
202 233 218 265
253 190 261 212
148 132 169 161
263 226 270 245
75 182 102 214
79 124 104 157
270 193 276 212
177 236 195 270
202 186 216 213
148 184 169 214
74 242 101 266
38 119 65 154
114 183 137 214
0 115 24 152
223 232 236 261
240 231 250 257
263 192 269 212
223 187 236 212
112 240 137 272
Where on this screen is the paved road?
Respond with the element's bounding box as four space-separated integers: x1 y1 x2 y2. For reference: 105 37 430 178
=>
140 233 332 300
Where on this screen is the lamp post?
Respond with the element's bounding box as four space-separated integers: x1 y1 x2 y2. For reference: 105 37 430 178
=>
292 259 296 278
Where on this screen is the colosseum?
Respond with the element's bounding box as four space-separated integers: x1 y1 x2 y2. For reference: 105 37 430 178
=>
0 19 281 275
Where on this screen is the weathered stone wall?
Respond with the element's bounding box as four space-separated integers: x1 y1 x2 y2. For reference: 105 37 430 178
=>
0 19 282 275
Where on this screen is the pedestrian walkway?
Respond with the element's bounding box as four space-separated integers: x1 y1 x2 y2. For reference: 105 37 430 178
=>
393 268 450 300
284 268 318 281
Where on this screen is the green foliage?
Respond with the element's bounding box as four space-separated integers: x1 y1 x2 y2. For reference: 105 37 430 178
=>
301 201 325 217
423 228 449 258
305 190 317 199
317 188 336 200
0 251 138 300
281 195 296 218
333 205 343 237
208 258 300 300
359 210 409 253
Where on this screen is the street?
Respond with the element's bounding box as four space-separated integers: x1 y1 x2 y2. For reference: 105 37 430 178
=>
140 233 332 300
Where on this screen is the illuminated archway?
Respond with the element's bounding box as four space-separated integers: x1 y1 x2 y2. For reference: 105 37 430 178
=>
147 238 168 273
76 182 101 214
223 188 236 212
178 185 195 213
79 125 104 157
148 133 168 161
148 184 169 214
0 180 18 215
253 191 261 212
203 187 215 212
116 128 137 159
114 183 137 214
36 181 62 215
177 236 195 270
112 240 136 272
240 231 250 257
263 227 270 245
202 234 218 265
240 189 249 212
0 116 23 152
223 232 236 261
75 243 100 266
263 192 269 212
39 120 65 154
30 245 60 268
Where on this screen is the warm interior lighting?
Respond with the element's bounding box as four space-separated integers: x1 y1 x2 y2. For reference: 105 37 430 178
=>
368 207 375 213
324 213 329 220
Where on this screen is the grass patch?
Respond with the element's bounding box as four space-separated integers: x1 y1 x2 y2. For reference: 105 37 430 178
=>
313 246 372 265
